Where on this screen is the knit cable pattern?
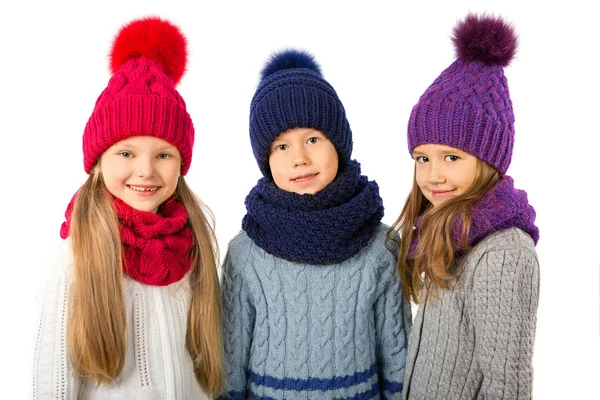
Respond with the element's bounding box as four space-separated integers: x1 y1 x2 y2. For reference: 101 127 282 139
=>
220 224 409 400
403 228 539 399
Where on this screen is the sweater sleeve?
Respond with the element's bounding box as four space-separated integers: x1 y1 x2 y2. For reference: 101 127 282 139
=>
219 238 255 400
471 246 540 400
374 248 409 399
32 243 81 399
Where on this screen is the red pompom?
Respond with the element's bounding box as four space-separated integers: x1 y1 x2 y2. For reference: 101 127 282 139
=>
110 17 188 84
452 13 517 67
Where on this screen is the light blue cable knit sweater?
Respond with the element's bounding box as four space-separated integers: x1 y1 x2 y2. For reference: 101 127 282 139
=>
220 223 410 400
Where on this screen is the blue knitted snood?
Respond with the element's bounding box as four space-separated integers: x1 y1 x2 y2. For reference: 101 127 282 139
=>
242 160 384 264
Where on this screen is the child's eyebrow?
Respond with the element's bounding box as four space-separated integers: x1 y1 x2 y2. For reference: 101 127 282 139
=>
155 146 177 152
114 142 138 149
114 142 176 152
271 138 287 145
438 148 459 154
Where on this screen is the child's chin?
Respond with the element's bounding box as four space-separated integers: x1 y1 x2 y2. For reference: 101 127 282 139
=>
125 200 159 214
290 187 319 195
289 183 327 195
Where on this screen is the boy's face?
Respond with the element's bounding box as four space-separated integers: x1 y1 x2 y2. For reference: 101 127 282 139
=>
413 144 477 207
268 127 338 195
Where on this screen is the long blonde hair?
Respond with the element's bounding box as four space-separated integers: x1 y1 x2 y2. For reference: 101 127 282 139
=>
67 168 224 396
388 159 501 303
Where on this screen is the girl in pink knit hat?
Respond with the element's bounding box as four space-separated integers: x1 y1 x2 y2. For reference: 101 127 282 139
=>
390 14 541 399
32 17 224 399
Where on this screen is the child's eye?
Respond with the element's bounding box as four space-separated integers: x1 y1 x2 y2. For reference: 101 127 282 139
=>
415 156 428 163
445 155 459 162
119 151 132 158
276 144 288 151
158 153 171 159
307 137 319 144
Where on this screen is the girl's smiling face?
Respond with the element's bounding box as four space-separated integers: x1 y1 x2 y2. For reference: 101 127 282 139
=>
268 127 338 195
98 136 181 213
413 144 478 207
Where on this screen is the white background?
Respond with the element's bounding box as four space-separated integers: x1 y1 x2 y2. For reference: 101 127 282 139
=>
1 0 599 398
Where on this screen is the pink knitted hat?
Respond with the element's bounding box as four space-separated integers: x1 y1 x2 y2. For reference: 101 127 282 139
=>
83 17 194 174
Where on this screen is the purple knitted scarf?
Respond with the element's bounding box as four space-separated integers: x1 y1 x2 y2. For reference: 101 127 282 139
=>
409 175 539 257
243 160 384 264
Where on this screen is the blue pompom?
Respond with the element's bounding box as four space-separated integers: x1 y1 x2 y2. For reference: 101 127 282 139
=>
260 49 322 81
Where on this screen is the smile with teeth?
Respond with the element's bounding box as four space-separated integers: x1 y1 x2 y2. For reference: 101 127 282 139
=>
128 185 159 192
291 173 318 182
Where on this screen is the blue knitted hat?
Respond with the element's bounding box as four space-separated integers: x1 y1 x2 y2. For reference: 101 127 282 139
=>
249 49 353 178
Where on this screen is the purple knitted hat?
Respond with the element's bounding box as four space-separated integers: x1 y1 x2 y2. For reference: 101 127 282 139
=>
408 13 518 174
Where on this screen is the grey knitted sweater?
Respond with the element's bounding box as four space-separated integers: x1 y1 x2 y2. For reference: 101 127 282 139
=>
403 228 540 400
220 223 411 399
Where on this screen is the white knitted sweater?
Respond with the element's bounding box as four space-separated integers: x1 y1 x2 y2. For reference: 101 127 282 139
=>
31 238 209 399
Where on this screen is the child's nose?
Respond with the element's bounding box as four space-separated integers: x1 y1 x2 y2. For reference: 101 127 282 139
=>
427 163 445 183
136 158 155 178
293 147 309 166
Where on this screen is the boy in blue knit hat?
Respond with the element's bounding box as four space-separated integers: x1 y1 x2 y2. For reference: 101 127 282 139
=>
220 49 410 400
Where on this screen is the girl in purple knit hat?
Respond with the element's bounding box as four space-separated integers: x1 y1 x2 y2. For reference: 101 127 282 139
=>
389 14 541 399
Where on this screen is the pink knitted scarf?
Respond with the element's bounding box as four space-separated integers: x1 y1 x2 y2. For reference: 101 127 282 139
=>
60 196 193 286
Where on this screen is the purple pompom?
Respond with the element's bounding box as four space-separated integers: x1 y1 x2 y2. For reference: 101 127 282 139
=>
452 13 517 66
260 49 322 81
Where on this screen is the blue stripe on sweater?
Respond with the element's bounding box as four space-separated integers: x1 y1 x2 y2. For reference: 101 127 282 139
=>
249 381 380 400
248 363 377 391
247 390 278 400
344 381 380 400
382 379 403 394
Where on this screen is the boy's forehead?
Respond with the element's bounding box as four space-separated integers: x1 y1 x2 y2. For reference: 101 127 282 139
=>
275 127 326 140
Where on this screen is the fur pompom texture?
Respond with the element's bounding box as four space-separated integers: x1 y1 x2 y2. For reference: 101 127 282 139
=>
110 17 188 84
260 49 322 81
452 13 517 66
